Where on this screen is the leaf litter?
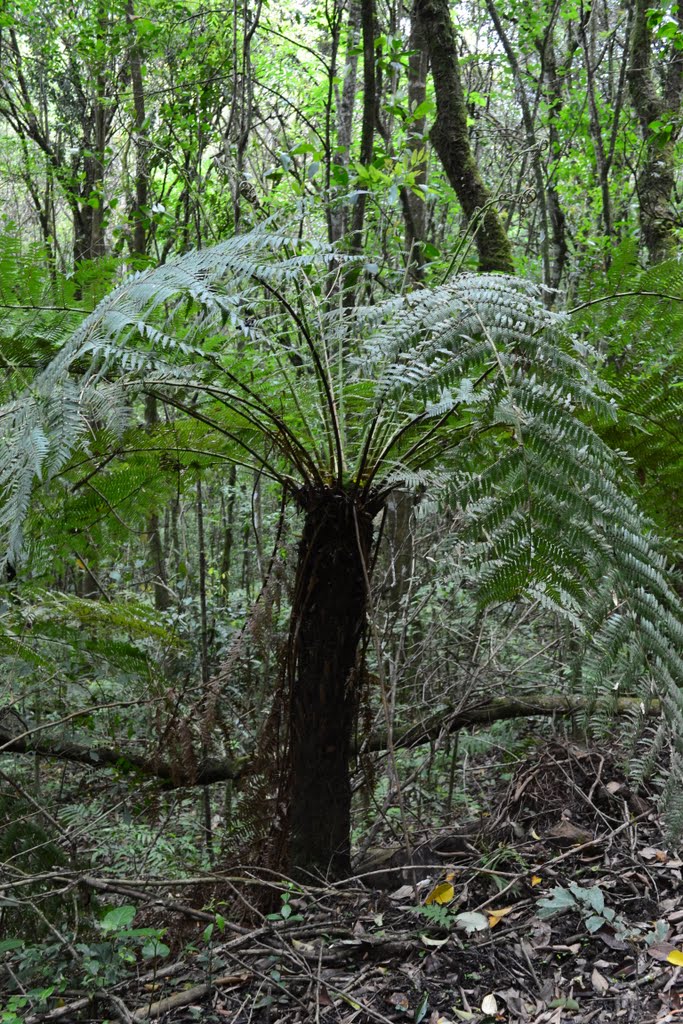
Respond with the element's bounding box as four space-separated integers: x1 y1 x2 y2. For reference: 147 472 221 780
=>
21 740 683 1024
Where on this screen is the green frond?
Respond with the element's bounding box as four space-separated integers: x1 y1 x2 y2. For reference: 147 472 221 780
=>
1 225 683 834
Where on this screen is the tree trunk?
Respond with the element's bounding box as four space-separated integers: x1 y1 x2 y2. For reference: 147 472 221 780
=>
145 395 171 611
537 29 569 293
287 489 373 877
349 0 378 254
400 9 430 280
628 0 683 264
127 0 149 261
486 0 550 287
414 0 515 274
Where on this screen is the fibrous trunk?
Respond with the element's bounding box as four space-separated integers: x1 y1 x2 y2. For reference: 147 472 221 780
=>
287 489 373 878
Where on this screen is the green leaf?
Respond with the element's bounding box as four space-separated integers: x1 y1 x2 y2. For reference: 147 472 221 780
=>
537 886 577 918
411 99 435 119
0 939 24 953
100 905 137 932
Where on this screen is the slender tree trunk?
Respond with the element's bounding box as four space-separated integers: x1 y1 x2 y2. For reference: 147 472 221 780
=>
577 3 616 249
220 464 238 596
287 490 373 877
329 0 360 246
414 0 515 274
126 0 148 260
145 395 171 611
400 10 430 279
538 31 569 293
349 0 378 253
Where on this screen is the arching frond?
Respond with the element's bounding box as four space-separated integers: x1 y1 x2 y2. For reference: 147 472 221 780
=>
1 226 682 833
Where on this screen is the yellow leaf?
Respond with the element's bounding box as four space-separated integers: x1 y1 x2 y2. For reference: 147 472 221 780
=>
667 949 683 966
531 875 542 886
488 906 513 928
425 881 455 905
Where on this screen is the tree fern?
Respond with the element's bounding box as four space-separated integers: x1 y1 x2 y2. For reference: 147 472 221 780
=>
1 223 682 859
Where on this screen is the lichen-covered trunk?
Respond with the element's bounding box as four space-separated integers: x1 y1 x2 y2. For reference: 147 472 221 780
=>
628 0 683 264
414 0 515 274
287 491 373 878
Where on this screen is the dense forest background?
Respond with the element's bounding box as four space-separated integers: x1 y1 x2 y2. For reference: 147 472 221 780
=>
1 0 683 1019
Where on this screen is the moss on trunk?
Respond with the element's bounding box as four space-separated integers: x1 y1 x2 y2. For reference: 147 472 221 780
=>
415 0 515 274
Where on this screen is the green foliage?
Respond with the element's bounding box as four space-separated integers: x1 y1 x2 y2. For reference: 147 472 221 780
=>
0 794 69 942
572 242 683 545
537 881 671 945
0 903 170 1017
1 223 682 834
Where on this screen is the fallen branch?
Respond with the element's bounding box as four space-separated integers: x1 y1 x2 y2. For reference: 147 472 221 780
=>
0 694 658 787
366 694 661 753
0 730 246 787
133 973 251 1020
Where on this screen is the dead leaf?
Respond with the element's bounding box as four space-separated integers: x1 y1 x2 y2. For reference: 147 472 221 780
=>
667 949 683 966
546 819 594 846
531 874 542 886
420 934 450 948
386 991 410 1011
454 911 489 934
530 919 552 947
647 942 680 962
487 905 513 929
591 968 610 995
481 993 498 1014
390 884 415 901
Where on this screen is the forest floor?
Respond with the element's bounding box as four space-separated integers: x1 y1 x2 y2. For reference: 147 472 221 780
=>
25 740 683 1024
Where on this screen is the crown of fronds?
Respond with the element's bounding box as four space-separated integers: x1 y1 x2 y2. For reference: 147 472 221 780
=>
1 224 682 834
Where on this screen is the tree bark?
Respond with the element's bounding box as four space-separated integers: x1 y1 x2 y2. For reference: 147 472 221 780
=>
537 29 569 293
628 0 683 263
286 489 373 877
414 0 515 274
126 0 149 260
349 0 378 253
486 0 550 286
329 0 360 246
145 395 171 611
400 9 430 279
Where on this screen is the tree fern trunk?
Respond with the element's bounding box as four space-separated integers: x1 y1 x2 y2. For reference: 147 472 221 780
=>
287 489 373 878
